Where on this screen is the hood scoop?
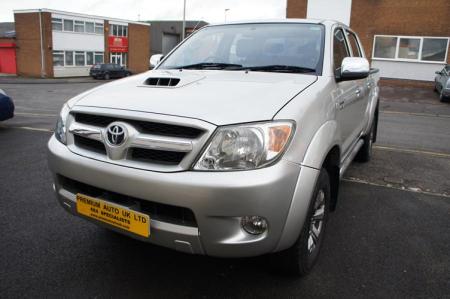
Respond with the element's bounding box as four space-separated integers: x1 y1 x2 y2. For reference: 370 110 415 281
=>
144 77 181 87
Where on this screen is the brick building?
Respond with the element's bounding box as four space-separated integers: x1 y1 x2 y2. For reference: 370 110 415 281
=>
287 0 450 82
12 9 150 77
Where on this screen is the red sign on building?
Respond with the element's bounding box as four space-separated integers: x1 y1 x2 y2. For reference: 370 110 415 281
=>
108 36 128 52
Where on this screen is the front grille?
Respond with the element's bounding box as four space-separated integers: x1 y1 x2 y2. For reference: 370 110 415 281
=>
74 135 106 154
131 148 185 165
58 175 198 227
73 113 203 139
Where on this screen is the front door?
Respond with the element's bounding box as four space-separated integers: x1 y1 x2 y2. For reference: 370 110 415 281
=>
333 28 367 158
110 53 122 66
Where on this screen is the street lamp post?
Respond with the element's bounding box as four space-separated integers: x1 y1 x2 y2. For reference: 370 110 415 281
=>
224 8 230 23
182 0 186 40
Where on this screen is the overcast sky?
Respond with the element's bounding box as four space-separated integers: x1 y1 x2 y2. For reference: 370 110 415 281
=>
0 0 287 23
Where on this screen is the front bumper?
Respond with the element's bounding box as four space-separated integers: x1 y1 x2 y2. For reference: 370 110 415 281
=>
48 135 316 257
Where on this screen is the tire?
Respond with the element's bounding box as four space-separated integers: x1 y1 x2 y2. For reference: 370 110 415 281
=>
270 168 331 276
355 108 377 163
440 90 449 103
104 73 110 80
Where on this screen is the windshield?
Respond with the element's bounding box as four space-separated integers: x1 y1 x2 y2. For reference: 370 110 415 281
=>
158 23 325 74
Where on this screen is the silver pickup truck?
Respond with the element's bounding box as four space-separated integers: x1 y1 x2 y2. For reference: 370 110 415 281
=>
48 19 379 276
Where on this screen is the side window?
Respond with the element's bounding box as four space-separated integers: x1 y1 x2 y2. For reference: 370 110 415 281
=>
333 29 350 71
346 31 362 57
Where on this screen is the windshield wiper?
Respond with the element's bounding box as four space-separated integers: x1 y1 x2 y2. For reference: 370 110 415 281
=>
170 63 243 70
244 65 316 74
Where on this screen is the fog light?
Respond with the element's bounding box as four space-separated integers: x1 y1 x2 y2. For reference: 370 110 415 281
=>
241 216 268 235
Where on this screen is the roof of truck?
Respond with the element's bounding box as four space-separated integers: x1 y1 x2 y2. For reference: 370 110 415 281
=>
208 19 345 27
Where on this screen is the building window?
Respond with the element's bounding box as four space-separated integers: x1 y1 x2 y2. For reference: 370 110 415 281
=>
53 51 64 66
110 24 128 37
373 35 449 63
95 23 104 34
422 38 449 62
75 51 85 66
63 19 74 32
85 22 94 33
52 18 62 31
398 38 420 60
52 50 103 67
373 36 397 59
52 16 103 35
94 52 104 64
86 52 94 65
65 51 74 65
74 21 85 33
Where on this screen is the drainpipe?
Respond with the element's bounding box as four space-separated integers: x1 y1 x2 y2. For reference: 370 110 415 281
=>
38 9 46 78
182 0 186 40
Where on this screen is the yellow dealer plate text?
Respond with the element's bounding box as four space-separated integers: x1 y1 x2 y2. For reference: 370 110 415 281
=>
76 193 150 237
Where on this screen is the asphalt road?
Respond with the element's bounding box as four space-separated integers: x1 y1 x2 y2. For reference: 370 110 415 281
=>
0 81 449 298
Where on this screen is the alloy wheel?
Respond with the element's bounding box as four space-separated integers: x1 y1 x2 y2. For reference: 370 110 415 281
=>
308 189 325 254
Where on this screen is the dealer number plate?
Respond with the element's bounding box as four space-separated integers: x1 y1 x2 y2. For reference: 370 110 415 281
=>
76 193 150 237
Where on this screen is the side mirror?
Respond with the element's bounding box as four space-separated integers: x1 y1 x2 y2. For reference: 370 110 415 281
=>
150 54 164 69
337 57 370 81
435 71 441 75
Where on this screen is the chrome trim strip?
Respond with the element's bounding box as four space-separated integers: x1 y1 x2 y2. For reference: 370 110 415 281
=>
69 123 102 141
132 134 193 152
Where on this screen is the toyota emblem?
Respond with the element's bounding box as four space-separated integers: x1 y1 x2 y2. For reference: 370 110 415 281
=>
106 124 127 146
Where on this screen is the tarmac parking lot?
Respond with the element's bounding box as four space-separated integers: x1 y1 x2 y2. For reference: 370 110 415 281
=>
0 79 449 298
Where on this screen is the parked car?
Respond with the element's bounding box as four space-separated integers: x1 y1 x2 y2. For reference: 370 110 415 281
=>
48 20 380 276
89 63 132 80
434 64 450 102
0 89 14 121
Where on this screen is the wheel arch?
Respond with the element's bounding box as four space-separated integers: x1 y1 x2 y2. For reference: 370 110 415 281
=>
275 122 341 252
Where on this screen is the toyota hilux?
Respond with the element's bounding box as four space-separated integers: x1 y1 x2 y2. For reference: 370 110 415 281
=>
48 19 379 276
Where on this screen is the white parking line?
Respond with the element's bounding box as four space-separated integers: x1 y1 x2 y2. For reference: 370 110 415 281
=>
343 177 450 198
381 110 450 119
0 125 53 133
15 112 57 117
374 145 450 159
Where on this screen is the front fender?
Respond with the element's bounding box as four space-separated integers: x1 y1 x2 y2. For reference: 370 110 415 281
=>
301 120 340 169
275 121 339 251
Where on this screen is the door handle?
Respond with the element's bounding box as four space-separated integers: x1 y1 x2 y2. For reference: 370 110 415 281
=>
338 100 345 110
366 82 372 89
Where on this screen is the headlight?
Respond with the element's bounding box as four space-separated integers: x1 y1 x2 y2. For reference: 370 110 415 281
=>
193 121 294 171
55 104 70 144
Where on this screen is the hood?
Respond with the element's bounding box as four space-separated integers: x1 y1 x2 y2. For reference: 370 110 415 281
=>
73 69 317 125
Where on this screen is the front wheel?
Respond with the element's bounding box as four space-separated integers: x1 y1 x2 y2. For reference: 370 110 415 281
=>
104 73 110 80
270 168 331 276
440 90 449 103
